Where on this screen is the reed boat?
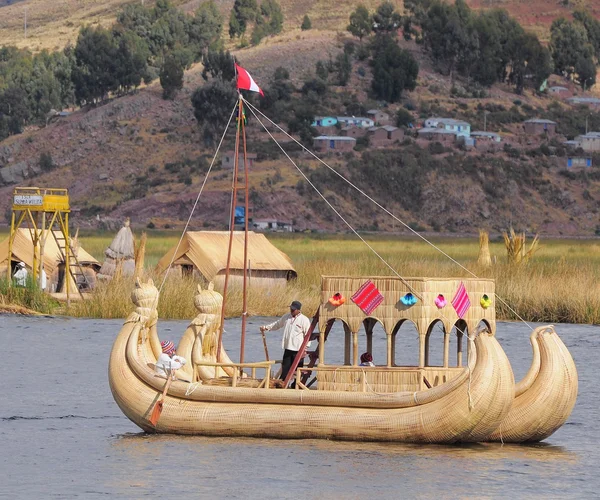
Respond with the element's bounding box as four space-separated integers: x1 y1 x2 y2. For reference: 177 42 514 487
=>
109 86 577 442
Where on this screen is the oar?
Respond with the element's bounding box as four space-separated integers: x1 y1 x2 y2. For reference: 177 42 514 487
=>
260 330 270 361
149 370 175 426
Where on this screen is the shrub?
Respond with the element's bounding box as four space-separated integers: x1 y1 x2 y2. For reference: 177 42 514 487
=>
39 151 55 171
301 15 312 30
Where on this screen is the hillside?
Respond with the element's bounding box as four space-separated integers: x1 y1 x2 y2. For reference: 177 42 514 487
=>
1 1 600 236
2 0 600 52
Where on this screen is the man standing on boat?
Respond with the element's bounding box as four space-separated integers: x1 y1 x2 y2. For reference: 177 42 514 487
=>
260 301 311 385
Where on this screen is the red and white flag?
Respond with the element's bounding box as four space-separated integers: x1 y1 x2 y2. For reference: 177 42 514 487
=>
235 63 264 96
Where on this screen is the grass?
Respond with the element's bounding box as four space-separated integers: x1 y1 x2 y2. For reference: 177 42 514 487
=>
62 231 600 324
2 228 599 323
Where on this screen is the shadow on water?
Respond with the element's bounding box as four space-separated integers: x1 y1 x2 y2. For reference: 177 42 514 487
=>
112 431 578 463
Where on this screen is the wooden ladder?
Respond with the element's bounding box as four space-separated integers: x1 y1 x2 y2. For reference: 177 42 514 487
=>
53 232 90 300
282 311 334 388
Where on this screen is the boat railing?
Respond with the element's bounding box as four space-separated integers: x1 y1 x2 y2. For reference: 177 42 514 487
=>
293 365 465 393
195 360 276 388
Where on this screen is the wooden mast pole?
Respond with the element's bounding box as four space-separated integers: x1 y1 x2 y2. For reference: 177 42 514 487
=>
240 98 250 364
217 95 243 363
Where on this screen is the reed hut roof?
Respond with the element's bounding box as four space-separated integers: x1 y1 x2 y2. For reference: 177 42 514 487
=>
0 228 100 274
155 231 296 279
97 219 136 279
104 220 135 260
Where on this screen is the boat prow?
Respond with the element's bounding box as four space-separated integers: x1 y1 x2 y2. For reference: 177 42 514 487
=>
486 325 578 443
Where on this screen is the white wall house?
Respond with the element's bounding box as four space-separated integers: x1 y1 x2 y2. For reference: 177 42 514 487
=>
424 117 471 138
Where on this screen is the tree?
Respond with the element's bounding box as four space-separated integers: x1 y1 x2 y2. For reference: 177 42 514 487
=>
112 27 150 93
301 15 312 30
336 52 352 86
160 53 184 99
72 26 119 104
315 60 328 81
229 0 258 39
372 1 401 36
347 5 371 41
550 18 593 78
201 49 236 81
370 35 418 102
261 0 283 35
396 108 413 127
575 56 596 90
573 10 600 60
188 1 223 56
191 80 238 144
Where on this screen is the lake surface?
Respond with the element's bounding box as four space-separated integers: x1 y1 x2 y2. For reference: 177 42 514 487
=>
1 314 597 498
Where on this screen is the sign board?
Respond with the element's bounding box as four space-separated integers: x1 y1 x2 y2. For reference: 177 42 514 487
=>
13 195 43 206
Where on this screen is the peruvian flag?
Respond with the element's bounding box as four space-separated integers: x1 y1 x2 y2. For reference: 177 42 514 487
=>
235 63 264 96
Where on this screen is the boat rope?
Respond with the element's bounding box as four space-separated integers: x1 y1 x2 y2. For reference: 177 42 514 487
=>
242 98 533 331
243 100 423 300
185 382 201 396
153 101 238 306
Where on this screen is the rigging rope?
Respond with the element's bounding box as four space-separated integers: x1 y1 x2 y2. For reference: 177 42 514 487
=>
153 102 238 306
242 97 532 331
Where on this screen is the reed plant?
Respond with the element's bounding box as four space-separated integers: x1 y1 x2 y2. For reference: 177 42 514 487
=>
0 277 59 315
3 229 599 324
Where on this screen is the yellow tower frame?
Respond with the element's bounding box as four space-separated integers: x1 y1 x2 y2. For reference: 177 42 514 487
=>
8 187 75 304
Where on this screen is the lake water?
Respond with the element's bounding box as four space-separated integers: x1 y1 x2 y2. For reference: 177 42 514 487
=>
1 314 598 499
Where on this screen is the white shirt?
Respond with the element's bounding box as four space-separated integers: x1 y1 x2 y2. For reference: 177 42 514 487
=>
155 353 187 378
13 267 27 287
264 312 311 351
40 269 47 291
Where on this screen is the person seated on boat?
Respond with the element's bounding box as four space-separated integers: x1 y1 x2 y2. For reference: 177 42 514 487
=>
155 340 187 379
260 300 311 385
12 262 28 287
360 352 375 367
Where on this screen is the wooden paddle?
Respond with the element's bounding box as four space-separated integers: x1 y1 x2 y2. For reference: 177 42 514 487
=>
149 370 175 426
260 329 270 361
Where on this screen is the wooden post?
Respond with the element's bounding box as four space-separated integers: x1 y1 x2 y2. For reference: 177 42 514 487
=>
387 333 392 367
318 320 326 367
352 331 358 366
240 99 250 364
443 331 449 368
424 332 430 367
457 331 463 366
343 323 351 365
419 334 426 368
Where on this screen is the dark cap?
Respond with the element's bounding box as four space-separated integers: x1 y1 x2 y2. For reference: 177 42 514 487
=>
289 300 302 311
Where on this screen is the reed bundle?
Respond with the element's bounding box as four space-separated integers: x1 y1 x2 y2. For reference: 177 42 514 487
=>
477 229 492 267
503 228 539 265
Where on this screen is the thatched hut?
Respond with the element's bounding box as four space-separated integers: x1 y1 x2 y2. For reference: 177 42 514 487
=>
0 229 100 292
97 219 135 280
155 231 297 289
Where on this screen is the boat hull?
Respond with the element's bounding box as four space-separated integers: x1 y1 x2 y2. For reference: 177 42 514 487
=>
109 318 515 443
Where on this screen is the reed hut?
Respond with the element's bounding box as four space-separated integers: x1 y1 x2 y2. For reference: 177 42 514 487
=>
155 231 297 289
97 219 136 280
0 229 100 292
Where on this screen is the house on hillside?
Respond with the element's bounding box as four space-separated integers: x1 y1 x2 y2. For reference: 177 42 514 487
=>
252 219 293 232
222 151 257 169
155 231 297 288
548 86 571 98
424 117 471 138
367 126 404 146
566 156 592 169
567 97 600 110
417 128 457 143
470 131 502 151
340 127 367 139
312 116 338 127
574 132 600 152
313 135 356 152
523 119 557 136
336 116 375 128
367 109 390 125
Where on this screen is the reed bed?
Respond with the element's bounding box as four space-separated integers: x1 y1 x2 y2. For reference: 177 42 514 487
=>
2 229 599 324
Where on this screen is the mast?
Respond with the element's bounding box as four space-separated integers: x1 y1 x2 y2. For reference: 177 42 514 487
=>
240 98 250 364
217 95 243 363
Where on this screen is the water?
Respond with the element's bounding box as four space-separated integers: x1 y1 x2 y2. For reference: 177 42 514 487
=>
1 314 598 498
